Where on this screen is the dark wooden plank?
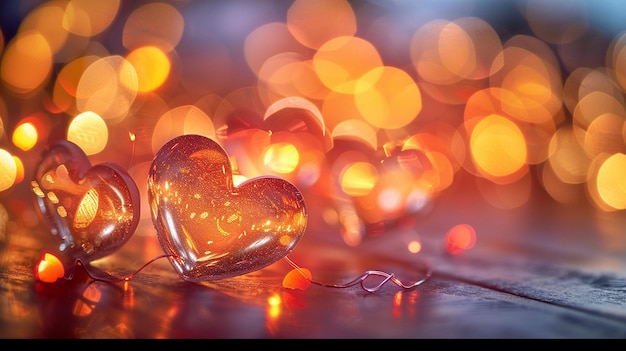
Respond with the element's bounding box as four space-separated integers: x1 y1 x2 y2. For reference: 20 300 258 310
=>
349 181 626 325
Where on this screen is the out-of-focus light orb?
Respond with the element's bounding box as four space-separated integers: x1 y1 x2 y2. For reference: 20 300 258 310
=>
445 223 476 255
440 17 503 81
126 46 170 93
340 161 378 197
52 55 100 113
0 31 53 94
405 188 430 213
13 156 24 185
244 22 311 78
151 105 215 155
470 114 527 178
419 150 455 193
338 207 363 246
63 0 121 37
67 111 109 155
524 0 588 45
19 1 70 55
122 2 184 53
410 19 464 86
286 0 356 50
583 112 625 158
267 293 281 306
355 66 422 130
0 149 17 191
573 91 624 131
323 90 377 133
547 125 589 184
313 36 382 94
595 153 626 210
378 188 403 213
407 240 422 254
610 33 626 92
263 142 299 174
12 122 38 151
76 55 138 125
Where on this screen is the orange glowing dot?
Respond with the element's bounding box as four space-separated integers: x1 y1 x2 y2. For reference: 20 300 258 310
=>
263 143 299 174
12 122 38 151
340 161 378 196
470 114 527 178
267 294 282 306
129 131 136 141
407 240 422 253
125 45 171 92
35 252 65 283
282 267 312 290
354 66 422 130
445 223 476 255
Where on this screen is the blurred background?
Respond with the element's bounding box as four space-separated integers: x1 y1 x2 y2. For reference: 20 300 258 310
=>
2 0 626 249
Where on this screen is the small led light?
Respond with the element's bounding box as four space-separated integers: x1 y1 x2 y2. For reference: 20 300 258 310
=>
35 252 65 283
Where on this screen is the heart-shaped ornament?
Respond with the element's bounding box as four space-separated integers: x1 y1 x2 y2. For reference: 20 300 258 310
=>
148 134 307 281
31 140 140 276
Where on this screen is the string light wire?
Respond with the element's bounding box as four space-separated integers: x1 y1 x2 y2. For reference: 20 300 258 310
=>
64 254 432 293
283 255 432 293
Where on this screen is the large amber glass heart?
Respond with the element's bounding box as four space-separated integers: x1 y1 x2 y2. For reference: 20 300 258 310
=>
31 140 140 271
148 134 307 281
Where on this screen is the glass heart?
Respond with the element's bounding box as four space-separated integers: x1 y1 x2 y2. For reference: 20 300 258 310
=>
31 140 140 272
148 134 307 281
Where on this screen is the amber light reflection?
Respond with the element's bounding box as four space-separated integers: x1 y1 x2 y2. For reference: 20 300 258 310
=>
1 0 626 250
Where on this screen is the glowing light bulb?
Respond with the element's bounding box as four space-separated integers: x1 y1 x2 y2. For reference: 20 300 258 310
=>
282 267 312 290
35 252 65 283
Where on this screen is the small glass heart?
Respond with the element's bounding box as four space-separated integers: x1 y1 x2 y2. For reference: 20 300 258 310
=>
31 140 140 275
148 134 307 281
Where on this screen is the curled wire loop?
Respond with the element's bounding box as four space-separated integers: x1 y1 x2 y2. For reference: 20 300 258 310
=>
284 256 432 293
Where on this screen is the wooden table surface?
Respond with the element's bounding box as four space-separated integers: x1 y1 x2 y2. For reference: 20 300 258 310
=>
2 174 625 339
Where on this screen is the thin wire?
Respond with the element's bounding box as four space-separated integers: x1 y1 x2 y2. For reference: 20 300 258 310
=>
73 254 174 282
283 255 432 293
69 253 432 293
